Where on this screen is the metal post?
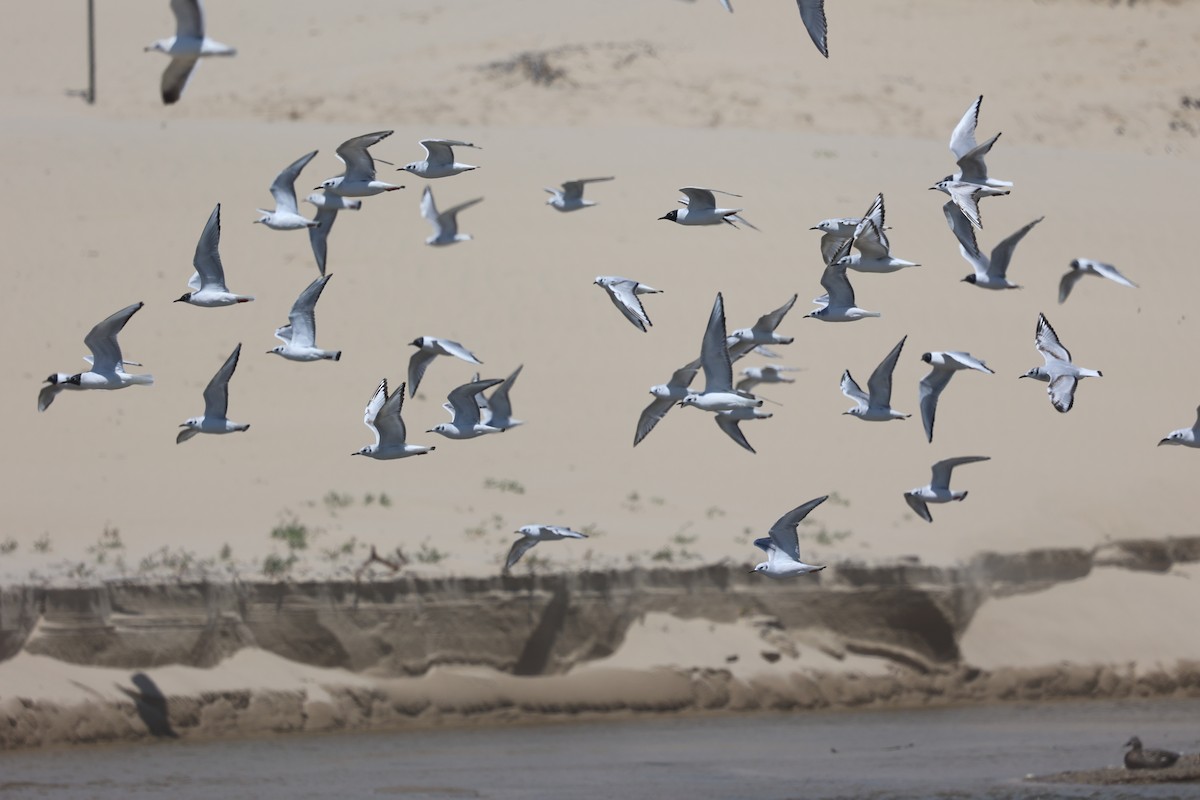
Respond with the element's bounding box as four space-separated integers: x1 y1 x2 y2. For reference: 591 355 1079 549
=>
86 0 95 104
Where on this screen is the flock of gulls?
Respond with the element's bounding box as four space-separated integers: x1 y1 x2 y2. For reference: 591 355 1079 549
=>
43 0 1197 581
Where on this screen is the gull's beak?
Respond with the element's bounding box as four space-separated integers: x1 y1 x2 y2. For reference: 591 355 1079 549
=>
351 452 361 456
658 215 671 221
1158 439 1170 447
425 428 435 433
927 186 939 191
178 423 188 427
747 569 756 574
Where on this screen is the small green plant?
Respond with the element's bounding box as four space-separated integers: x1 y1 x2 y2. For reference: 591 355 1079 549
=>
650 496 665 506
271 517 311 552
323 491 354 513
32 533 52 554
827 492 851 508
415 540 448 564
623 491 642 512
378 493 392 508
705 506 725 520
0 538 17 555
363 493 376 506
219 543 232 561
483 477 526 495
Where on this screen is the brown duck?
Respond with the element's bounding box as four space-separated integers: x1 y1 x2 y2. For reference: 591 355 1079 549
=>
1124 736 1180 770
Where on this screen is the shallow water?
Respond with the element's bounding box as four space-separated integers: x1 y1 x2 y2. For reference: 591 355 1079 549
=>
2 698 1198 799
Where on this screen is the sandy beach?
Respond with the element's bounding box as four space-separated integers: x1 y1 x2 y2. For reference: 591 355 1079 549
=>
3 0 1200 762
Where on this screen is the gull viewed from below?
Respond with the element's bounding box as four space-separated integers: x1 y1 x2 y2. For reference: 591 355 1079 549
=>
317 131 404 197
946 203 1043 290
145 0 236 104
505 525 588 573
680 293 763 412
407 337 483 398
1158 407 1200 448
303 190 361 276
399 139 481 179
353 379 434 459
420 186 483 246
727 294 798 361
175 204 254 307
918 351 994 443
751 496 829 578
903 456 990 523
841 336 910 421
931 95 1012 228
659 187 759 230
176 344 249 444
715 407 773 454
1021 313 1102 413
428 378 505 440
254 150 319 230
805 241 881 322
633 360 700 446
1058 258 1138 304
267 274 341 362
38 302 153 412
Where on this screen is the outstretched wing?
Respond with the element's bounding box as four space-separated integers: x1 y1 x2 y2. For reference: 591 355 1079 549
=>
269 150 318 215
768 496 829 561
918 368 954 443
337 130 392 182
796 0 828 58
866 336 906 407
930 455 990 490
84 301 144 375
201 343 241 420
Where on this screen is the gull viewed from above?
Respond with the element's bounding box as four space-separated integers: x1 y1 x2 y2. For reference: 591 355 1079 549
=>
715 407 773 454
428 378 505 440
945 203 1043 290
545 177 614 211
918 351 994 443
594 276 661 332
145 0 236 105
806 242 881 322
1021 313 1102 413
254 150 320 230
399 139 481 179
39 302 153 412
903 456 990 523
176 344 249 444
659 187 759 230
633 359 700 446
841 336 910 421
420 185 483 246
505 525 588 573
303 190 361 276
727 294 798 361
317 131 404 197
267 274 341 362
1059 258 1138 304
408 336 483 398
834 218 919 274
1159 406 1200 448
680 293 764 412
353 379 434 459
751 496 829 578
175 204 254 307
